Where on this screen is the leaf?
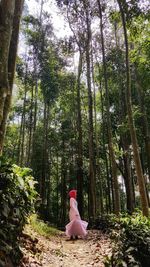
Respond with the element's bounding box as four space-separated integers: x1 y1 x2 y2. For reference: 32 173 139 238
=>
17 176 25 188
8 196 15 205
28 178 36 189
0 229 7 239
2 204 10 217
122 261 127 267
126 246 136 253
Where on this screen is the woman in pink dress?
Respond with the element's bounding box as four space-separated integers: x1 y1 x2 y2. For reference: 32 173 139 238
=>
65 189 88 240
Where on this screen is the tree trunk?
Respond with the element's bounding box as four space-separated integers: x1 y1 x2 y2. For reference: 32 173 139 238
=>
0 0 15 125
60 139 67 227
97 0 120 215
122 142 135 213
83 0 96 220
135 73 150 183
66 3 85 218
118 89 135 213
56 150 60 225
19 64 28 166
40 102 49 205
0 0 24 154
97 74 105 214
117 0 149 217
76 50 84 218
27 84 34 166
91 42 103 216
46 141 51 221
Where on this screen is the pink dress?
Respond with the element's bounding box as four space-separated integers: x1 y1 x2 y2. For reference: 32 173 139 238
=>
65 197 88 237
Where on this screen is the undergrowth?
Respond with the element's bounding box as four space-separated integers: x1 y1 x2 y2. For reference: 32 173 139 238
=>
103 212 150 267
29 214 61 237
0 162 37 266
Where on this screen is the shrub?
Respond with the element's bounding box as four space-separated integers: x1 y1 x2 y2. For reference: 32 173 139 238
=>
94 214 117 232
104 212 150 267
0 163 37 266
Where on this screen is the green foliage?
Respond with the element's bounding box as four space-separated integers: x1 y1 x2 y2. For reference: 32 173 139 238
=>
29 214 61 237
3 124 20 163
0 162 37 266
94 214 117 231
104 212 150 267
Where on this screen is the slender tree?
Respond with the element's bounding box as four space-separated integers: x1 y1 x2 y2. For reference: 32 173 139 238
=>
0 0 24 154
97 0 120 215
76 51 84 217
82 0 96 220
117 0 149 217
135 72 150 183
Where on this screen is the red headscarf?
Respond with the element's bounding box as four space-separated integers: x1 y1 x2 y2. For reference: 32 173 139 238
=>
69 189 77 199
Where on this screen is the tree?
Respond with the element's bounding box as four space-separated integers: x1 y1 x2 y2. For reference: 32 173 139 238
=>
0 0 24 154
97 0 120 215
117 0 149 217
82 0 96 220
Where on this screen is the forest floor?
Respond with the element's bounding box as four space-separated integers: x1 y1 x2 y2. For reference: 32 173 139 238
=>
19 224 112 267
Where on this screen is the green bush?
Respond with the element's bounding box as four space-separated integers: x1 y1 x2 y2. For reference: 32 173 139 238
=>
94 214 117 231
104 212 150 267
0 163 37 266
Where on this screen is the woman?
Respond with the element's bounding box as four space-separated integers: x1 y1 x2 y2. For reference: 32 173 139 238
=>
65 189 88 240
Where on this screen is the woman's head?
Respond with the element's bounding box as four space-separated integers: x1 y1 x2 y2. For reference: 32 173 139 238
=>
69 189 77 199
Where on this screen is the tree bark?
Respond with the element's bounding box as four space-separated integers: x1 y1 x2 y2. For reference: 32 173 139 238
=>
83 0 96 220
76 50 84 218
135 73 150 183
66 4 85 218
40 102 49 205
97 0 120 215
60 138 67 227
19 63 28 166
27 84 34 166
0 0 24 153
117 0 149 217
121 141 135 213
0 0 15 151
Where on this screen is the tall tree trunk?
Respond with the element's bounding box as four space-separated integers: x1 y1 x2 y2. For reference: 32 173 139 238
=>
66 6 84 218
91 43 103 216
33 64 38 133
100 82 111 213
56 150 59 225
0 0 24 153
97 62 111 213
0 0 15 126
135 73 150 183
121 140 135 213
120 91 135 213
46 140 51 221
76 50 84 218
40 102 49 206
118 63 135 213
83 0 96 220
60 139 67 227
97 0 120 215
113 17 135 213
19 64 28 166
117 0 149 217
27 84 34 166
118 88 135 213
106 151 112 213
8 0 24 89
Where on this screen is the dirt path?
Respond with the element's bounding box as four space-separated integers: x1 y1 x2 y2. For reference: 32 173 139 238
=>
20 228 112 267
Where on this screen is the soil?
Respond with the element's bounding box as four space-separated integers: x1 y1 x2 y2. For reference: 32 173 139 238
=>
19 227 112 267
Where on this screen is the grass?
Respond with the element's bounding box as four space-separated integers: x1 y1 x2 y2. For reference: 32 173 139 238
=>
29 214 61 237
